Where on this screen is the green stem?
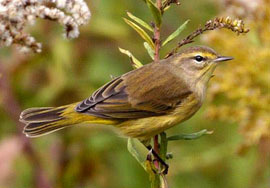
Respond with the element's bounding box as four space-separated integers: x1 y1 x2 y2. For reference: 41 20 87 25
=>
160 132 167 161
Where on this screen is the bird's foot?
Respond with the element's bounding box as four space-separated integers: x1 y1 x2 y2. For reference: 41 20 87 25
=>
146 146 169 175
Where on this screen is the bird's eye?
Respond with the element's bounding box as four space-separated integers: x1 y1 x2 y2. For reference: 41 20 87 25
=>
195 55 204 62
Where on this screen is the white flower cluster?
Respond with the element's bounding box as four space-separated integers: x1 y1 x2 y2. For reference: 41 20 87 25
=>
0 0 91 53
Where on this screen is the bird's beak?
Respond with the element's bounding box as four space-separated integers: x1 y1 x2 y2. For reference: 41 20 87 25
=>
214 56 234 62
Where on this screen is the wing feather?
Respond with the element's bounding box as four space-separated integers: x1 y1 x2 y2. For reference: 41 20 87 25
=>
75 63 192 120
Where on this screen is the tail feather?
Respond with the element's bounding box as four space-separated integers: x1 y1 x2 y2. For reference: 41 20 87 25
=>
20 103 118 138
20 107 66 122
24 123 68 138
20 106 71 138
20 107 53 117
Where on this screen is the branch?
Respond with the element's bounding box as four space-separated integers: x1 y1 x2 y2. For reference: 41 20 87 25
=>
165 17 249 58
151 1 170 188
153 0 162 166
153 0 162 61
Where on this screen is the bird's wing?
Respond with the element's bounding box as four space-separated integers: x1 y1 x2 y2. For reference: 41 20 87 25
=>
75 63 192 120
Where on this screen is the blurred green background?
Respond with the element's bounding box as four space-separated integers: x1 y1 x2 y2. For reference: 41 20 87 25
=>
0 0 269 188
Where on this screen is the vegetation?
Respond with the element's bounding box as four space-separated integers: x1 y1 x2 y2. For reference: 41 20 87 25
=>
0 0 269 188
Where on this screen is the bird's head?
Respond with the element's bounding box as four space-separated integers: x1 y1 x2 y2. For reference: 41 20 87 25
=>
171 46 233 84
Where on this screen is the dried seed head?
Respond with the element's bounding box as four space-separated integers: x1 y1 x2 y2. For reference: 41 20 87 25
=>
213 17 249 34
0 0 91 53
166 16 249 58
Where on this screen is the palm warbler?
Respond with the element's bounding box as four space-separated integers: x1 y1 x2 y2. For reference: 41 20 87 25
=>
20 46 233 142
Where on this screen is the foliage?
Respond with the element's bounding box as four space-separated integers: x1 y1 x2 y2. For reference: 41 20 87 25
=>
204 0 270 152
0 0 269 188
119 0 249 187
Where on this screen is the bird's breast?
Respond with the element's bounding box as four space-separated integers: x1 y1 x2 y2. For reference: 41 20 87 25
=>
118 93 202 141
168 93 202 124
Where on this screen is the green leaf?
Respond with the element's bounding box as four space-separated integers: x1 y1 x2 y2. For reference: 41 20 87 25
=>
144 42 155 60
162 20 190 46
127 12 153 32
119 47 143 69
167 129 213 141
127 138 149 170
146 0 162 27
123 18 155 49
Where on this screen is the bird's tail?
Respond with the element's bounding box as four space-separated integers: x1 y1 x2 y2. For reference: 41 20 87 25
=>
20 103 118 138
20 103 112 138
20 104 78 137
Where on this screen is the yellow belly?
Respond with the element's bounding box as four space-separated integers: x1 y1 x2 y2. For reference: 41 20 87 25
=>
117 94 202 141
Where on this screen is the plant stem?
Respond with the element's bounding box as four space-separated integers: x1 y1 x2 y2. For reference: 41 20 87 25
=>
153 135 160 169
154 0 162 62
154 26 161 61
153 0 162 170
153 0 162 167
151 1 169 188
160 132 168 161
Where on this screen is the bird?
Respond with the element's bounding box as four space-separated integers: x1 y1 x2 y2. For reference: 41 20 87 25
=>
20 46 233 144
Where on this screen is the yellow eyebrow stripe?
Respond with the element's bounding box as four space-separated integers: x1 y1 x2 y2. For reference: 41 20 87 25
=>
178 52 217 59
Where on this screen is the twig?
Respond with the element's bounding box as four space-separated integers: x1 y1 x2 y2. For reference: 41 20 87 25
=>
153 0 162 62
154 26 161 61
165 17 249 58
153 135 160 169
153 0 162 170
152 1 162 182
151 1 169 188
157 0 162 9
